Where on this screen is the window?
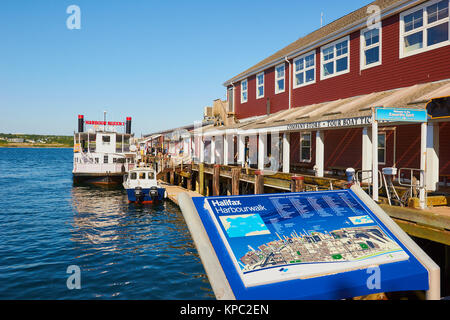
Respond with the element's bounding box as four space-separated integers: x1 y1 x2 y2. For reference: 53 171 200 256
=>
293 51 316 88
321 36 350 80
378 133 386 165
300 133 312 163
95 158 99 163
104 155 108 164
139 172 146 179
256 72 264 99
361 26 382 69
102 135 110 144
148 172 155 180
130 172 137 180
400 0 449 58
241 79 248 103
275 63 285 94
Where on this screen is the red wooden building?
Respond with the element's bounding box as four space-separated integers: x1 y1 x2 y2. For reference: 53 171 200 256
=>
197 0 450 201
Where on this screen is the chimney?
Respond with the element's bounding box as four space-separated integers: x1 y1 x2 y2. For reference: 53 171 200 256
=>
78 115 84 133
126 117 132 134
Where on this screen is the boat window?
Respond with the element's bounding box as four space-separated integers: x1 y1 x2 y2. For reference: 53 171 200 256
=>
139 172 146 179
130 172 137 180
102 136 111 144
148 172 154 179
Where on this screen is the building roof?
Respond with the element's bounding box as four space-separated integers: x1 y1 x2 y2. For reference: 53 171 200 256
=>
223 0 427 86
205 79 450 134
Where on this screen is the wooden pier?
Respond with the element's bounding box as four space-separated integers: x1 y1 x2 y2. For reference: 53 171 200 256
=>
152 159 450 247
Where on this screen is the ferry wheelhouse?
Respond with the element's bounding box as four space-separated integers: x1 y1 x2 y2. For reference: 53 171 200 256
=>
72 115 137 185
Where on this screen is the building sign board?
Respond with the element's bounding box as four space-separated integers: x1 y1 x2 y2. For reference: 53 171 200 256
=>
375 108 428 122
285 116 372 132
189 189 431 300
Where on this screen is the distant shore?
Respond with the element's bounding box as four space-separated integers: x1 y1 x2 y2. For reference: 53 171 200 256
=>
0 143 72 149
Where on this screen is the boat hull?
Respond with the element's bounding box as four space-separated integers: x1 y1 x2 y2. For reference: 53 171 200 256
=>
72 173 123 185
126 187 166 204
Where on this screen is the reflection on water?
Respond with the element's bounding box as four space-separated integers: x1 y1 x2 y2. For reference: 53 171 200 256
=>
0 148 212 300
69 185 214 299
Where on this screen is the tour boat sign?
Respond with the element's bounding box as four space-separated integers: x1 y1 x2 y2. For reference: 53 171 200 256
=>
285 116 372 131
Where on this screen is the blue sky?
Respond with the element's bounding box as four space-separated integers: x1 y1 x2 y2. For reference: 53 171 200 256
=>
0 0 373 136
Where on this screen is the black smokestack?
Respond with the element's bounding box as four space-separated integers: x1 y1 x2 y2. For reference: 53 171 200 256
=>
126 117 132 134
78 115 84 133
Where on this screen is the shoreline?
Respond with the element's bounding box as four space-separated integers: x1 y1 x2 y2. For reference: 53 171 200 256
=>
0 145 72 149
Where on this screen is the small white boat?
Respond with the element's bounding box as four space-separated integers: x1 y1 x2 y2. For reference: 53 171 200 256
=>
123 167 167 204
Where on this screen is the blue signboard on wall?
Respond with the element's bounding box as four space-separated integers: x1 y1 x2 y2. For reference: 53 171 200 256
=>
375 107 428 122
190 190 429 300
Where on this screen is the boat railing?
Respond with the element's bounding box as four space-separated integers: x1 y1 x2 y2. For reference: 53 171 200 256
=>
73 163 133 174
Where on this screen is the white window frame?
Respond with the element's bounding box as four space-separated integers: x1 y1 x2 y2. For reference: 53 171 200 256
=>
300 132 312 163
275 63 286 94
241 79 248 104
399 0 450 58
256 72 265 99
378 132 386 165
320 35 350 80
360 26 382 70
293 50 316 89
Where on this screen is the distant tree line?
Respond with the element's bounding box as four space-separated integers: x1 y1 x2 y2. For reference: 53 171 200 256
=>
0 133 73 147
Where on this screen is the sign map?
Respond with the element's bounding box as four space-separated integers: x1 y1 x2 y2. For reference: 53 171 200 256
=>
204 190 409 288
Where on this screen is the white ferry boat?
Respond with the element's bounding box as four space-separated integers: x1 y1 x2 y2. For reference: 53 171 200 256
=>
72 115 137 185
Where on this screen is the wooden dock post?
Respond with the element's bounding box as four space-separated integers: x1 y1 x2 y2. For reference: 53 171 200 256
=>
170 169 175 185
213 165 220 196
291 176 305 192
187 165 193 191
231 167 240 196
199 163 205 196
255 171 265 194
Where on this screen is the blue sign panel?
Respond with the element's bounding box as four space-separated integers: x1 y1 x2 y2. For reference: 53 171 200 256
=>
375 107 428 122
192 190 428 300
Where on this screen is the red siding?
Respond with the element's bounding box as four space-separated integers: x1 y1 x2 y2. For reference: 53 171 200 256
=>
235 63 291 119
324 128 362 169
233 12 450 119
394 124 421 169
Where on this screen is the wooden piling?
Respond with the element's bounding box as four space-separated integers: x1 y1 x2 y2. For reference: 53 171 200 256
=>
213 165 220 196
187 165 193 191
231 168 240 196
199 163 205 196
170 169 175 185
291 176 305 193
255 171 265 195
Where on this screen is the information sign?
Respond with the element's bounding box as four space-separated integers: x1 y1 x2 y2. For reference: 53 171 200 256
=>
375 107 427 122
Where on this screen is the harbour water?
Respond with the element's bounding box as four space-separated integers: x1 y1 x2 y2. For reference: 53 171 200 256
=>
0 148 213 299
